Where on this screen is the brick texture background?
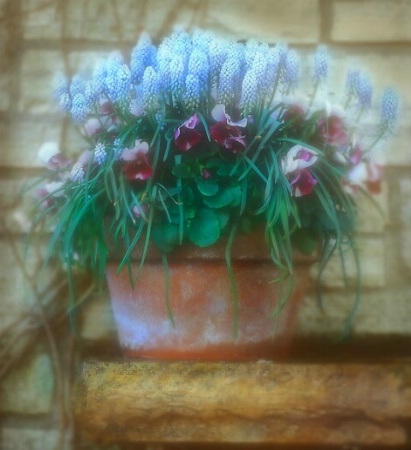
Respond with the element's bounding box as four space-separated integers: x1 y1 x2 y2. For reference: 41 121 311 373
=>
0 1 410 449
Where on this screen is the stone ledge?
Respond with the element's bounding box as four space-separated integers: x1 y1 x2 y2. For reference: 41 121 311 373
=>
74 361 411 446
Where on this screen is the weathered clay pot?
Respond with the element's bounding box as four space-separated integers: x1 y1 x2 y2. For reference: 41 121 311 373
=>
106 233 313 360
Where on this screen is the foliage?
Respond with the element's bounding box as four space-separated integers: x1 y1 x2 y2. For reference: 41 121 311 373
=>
32 30 398 328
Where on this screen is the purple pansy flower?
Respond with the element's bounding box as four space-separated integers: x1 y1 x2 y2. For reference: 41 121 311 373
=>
37 142 72 172
209 104 247 153
344 145 382 195
121 139 153 181
174 114 202 152
282 145 318 197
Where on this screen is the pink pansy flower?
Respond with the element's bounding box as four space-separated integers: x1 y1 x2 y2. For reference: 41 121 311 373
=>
317 102 350 147
84 118 102 136
174 114 202 152
318 114 349 146
95 100 120 132
121 139 153 181
132 203 148 219
211 104 248 127
317 104 349 147
366 161 382 194
99 100 114 115
37 142 72 178
282 145 318 197
345 156 382 195
38 142 59 165
349 145 363 166
210 104 247 153
36 181 64 209
44 181 65 197
281 95 309 124
36 187 55 209
37 142 71 171
78 150 93 166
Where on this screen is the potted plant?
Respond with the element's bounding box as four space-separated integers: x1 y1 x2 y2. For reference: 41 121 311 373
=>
33 30 398 360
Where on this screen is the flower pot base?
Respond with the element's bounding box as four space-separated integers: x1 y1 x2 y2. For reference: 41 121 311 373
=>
106 258 310 361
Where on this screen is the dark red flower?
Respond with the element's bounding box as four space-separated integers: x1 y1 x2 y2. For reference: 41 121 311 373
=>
282 104 306 125
209 104 247 153
317 114 349 147
290 169 318 197
174 114 202 152
282 145 318 197
123 157 153 181
121 139 153 181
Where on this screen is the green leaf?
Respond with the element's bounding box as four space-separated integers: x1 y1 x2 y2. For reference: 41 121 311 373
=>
292 228 318 255
188 208 220 247
197 179 220 196
203 184 242 209
172 163 192 178
152 222 180 253
214 209 230 231
216 162 233 176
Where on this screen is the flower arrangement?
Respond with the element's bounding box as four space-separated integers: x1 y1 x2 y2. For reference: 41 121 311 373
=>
34 29 398 328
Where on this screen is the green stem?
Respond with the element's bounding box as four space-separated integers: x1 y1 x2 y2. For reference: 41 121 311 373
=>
225 222 239 338
162 253 175 328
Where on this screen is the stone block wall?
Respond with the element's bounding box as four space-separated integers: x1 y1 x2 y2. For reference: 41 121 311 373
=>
0 1 410 449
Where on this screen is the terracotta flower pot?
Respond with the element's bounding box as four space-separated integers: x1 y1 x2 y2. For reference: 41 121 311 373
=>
106 233 314 361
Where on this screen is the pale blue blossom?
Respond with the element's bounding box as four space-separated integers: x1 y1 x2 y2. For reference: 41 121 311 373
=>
142 66 159 112
218 57 237 105
184 74 201 111
104 55 126 101
113 138 122 160
240 68 259 112
345 69 360 97
53 72 69 101
314 46 329 83
115 64 132 101
59 93 72 112
188 49 209 94
208 37 228 85
356 74 373 110
71 93 88 124
69 75 85 98
70 162 85 182
283 50 300 91
169 30 192 57
265 48 280 85
92 63 107 99
380 87 399 132
130 32 157 84
169 55 186 105
251 51 268 93
192 30 213 52
94 143 106 165
218 43 243 105
244 40 260 70
276 42 289 67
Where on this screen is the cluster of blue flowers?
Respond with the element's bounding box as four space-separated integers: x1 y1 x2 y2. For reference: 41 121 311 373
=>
53 29 398 137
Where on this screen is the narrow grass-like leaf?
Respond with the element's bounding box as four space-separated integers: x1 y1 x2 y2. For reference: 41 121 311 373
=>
162 253 175 328
225 222 239 337
135 186 156 281
197 112 211 142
